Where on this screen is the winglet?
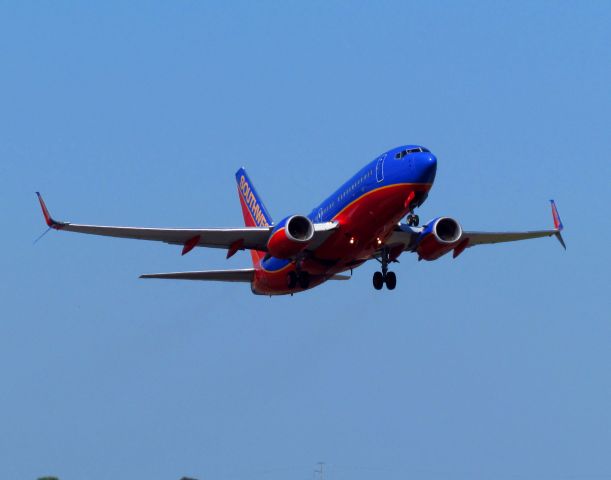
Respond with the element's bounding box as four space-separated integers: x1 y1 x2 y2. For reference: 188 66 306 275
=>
550 200 563 231
36 192 65 229
550 200 566 249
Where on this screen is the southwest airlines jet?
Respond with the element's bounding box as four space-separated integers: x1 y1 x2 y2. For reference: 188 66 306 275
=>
36 145 565 295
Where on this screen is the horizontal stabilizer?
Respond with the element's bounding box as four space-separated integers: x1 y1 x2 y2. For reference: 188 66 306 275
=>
140 269 255 282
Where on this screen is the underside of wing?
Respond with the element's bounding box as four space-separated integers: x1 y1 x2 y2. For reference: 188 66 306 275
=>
376 200 566 260
464 201 566 249
58 224 272 250
140 269 255 282
385 224 422 252
464 229 559 246
36 193 338 255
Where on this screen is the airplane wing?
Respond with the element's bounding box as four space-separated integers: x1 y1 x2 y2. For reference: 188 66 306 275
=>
384 200 566 255
463 229 564 248
384 225 421 252
36 193 338 255
462 200 566 250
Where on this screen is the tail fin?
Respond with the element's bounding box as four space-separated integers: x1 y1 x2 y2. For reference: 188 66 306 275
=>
235 168 273 266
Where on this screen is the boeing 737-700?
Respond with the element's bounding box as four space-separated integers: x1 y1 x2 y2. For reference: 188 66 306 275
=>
36 145 565 295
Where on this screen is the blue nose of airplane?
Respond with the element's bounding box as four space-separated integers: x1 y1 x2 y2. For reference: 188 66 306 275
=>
417 152 437 183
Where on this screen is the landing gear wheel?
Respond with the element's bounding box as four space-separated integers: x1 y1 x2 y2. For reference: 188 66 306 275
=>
373 271 384 290
287 271 297 289
385 271 397 290
407 214 420 227
298 271 310 289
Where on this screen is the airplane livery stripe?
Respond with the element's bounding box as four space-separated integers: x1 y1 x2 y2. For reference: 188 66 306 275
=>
330 182 431 222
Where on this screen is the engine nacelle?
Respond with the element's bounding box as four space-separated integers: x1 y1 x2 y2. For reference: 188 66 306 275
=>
416 217 463 261
267 215 315 259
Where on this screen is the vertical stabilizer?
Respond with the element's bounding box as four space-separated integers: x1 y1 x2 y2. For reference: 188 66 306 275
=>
235 168 273 266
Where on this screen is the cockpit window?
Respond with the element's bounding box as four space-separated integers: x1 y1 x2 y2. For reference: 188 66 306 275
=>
394 147 430 159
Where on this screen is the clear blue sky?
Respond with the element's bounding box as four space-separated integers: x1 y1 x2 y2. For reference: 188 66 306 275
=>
1 2 610 479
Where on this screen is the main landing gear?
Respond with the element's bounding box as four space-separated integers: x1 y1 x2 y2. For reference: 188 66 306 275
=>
287 270 310 290
406 213 420 226
373 248 397 291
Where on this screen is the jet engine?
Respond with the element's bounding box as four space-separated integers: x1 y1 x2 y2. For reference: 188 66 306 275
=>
267 215 315 259
416 217 463 261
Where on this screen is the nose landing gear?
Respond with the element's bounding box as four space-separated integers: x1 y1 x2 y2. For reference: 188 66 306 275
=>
372 247 397 290
406 213 420 226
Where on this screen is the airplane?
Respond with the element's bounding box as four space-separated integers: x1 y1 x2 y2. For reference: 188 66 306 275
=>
36 145 565 295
